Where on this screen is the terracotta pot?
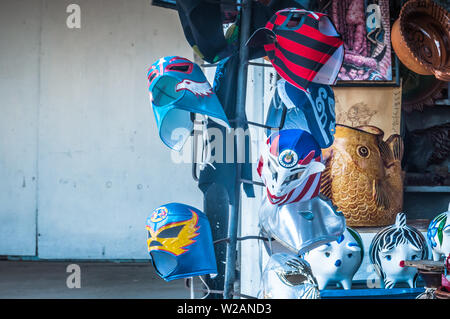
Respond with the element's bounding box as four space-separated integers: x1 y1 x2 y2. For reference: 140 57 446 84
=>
321 125 404 227
391 0 450 81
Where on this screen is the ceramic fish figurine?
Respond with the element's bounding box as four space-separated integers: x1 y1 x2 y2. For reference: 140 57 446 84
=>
321 124 404 227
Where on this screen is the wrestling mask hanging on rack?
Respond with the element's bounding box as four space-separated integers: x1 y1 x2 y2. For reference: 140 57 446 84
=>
259 253 320 299
257 129 325 206
259 195 346 255
266 79 336 148
247 8 344 92
147 56 230 151
146 203 217 281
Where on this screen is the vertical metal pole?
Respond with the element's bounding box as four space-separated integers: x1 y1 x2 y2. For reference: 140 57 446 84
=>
190 277 195 299
223 0 252 299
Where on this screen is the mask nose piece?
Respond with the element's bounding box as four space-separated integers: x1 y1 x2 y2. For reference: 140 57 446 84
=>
334 259 342 267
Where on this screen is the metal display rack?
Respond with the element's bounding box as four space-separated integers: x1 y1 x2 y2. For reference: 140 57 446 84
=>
158 0 445 300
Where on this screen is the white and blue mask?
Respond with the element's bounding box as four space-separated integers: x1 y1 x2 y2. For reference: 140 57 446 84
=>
147 56 230 151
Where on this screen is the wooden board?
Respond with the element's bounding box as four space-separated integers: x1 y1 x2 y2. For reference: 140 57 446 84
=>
435 288 450 299
403 260 444 272
320 287 424 299
354 219 430 233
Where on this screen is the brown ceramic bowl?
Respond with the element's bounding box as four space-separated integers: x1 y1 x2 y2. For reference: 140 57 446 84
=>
391 0 450 81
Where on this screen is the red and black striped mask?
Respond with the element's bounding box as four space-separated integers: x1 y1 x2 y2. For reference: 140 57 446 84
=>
247 8 344 92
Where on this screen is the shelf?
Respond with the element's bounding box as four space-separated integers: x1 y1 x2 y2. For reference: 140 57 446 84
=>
353 219 429 233
320 287 425 299
404 186 450 193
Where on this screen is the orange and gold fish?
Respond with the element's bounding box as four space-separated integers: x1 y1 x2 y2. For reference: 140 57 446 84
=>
320 125 404 227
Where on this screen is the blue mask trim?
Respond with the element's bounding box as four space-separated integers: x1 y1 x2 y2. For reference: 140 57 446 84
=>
269 129 322 161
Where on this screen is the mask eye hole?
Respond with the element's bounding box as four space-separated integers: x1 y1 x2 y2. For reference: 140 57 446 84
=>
166 63 192 73
357 145 370 158
149 240 163 247
286 14 304 28
347 253 353 258
282 171 304 185
284 274 307 286
148 70 158 85
168 65 189 72
158 225 184 239
325 252 331 258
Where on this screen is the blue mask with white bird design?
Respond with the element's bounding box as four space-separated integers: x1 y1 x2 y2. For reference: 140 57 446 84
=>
147 56 230 151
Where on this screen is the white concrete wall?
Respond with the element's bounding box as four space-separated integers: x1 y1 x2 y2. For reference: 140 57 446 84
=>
0 0 41 256
0 0 202 259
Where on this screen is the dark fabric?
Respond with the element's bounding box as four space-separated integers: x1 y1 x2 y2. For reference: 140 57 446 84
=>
175 0 236 63
251 0 313 29
175 0 311 64
198 53 255 203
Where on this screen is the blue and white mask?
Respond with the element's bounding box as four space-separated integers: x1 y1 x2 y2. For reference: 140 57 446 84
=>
147 56 230 150
266 79 336 149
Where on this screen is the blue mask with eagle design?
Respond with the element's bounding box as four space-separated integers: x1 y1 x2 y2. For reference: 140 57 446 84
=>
147 56 230 151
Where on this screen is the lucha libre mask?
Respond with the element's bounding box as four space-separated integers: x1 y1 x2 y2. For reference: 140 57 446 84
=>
147 56 230 151
247 8 344 92
146 203 217 281
259 195 346 255
265 79 336 149
257 129 325 206
259 253 320 299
